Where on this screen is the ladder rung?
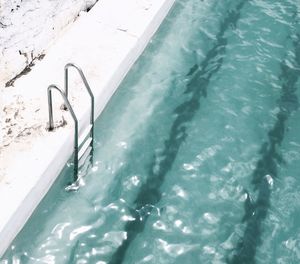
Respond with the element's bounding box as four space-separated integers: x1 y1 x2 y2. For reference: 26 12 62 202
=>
78 146 92 168
78 137 92 159
78 124 92 146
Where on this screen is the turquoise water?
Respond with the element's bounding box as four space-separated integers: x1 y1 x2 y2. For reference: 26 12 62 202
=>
2 0 300 263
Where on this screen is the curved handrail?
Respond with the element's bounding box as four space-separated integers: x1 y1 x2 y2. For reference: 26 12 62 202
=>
64 63 94 125
47 84 79 180
64 63 94 156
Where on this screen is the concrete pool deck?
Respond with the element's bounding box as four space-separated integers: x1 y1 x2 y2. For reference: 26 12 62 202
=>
0 0 175 257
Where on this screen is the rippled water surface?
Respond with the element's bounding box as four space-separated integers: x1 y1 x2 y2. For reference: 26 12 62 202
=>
2 0 300 263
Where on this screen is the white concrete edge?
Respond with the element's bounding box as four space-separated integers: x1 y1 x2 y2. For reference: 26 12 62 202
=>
0 0 175 257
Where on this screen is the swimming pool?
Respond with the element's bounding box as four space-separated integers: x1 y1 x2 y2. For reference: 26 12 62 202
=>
2 0 300 263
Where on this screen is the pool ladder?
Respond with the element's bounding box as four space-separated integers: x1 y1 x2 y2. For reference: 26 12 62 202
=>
47 63 94 181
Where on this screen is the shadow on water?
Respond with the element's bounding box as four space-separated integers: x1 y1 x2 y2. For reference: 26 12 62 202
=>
228 32 300 264
108 1 248 263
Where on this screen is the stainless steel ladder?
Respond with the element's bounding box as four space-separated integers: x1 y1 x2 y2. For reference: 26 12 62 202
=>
47 63 94 181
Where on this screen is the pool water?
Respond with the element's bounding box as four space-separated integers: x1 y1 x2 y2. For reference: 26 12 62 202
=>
2 0 300 263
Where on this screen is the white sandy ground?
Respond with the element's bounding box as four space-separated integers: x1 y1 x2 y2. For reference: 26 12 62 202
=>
0 0 175 257
0 0 98 87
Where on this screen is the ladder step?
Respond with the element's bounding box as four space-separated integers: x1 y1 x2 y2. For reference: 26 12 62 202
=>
78 137 92 159
78 146 92 168
78 124 92 146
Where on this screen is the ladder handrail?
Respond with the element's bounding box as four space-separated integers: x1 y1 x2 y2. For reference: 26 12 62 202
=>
64 63 95 127
64 63 94 161
47 84 79 180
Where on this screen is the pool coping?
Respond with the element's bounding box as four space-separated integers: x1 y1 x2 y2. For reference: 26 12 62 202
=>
0 0 175 257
